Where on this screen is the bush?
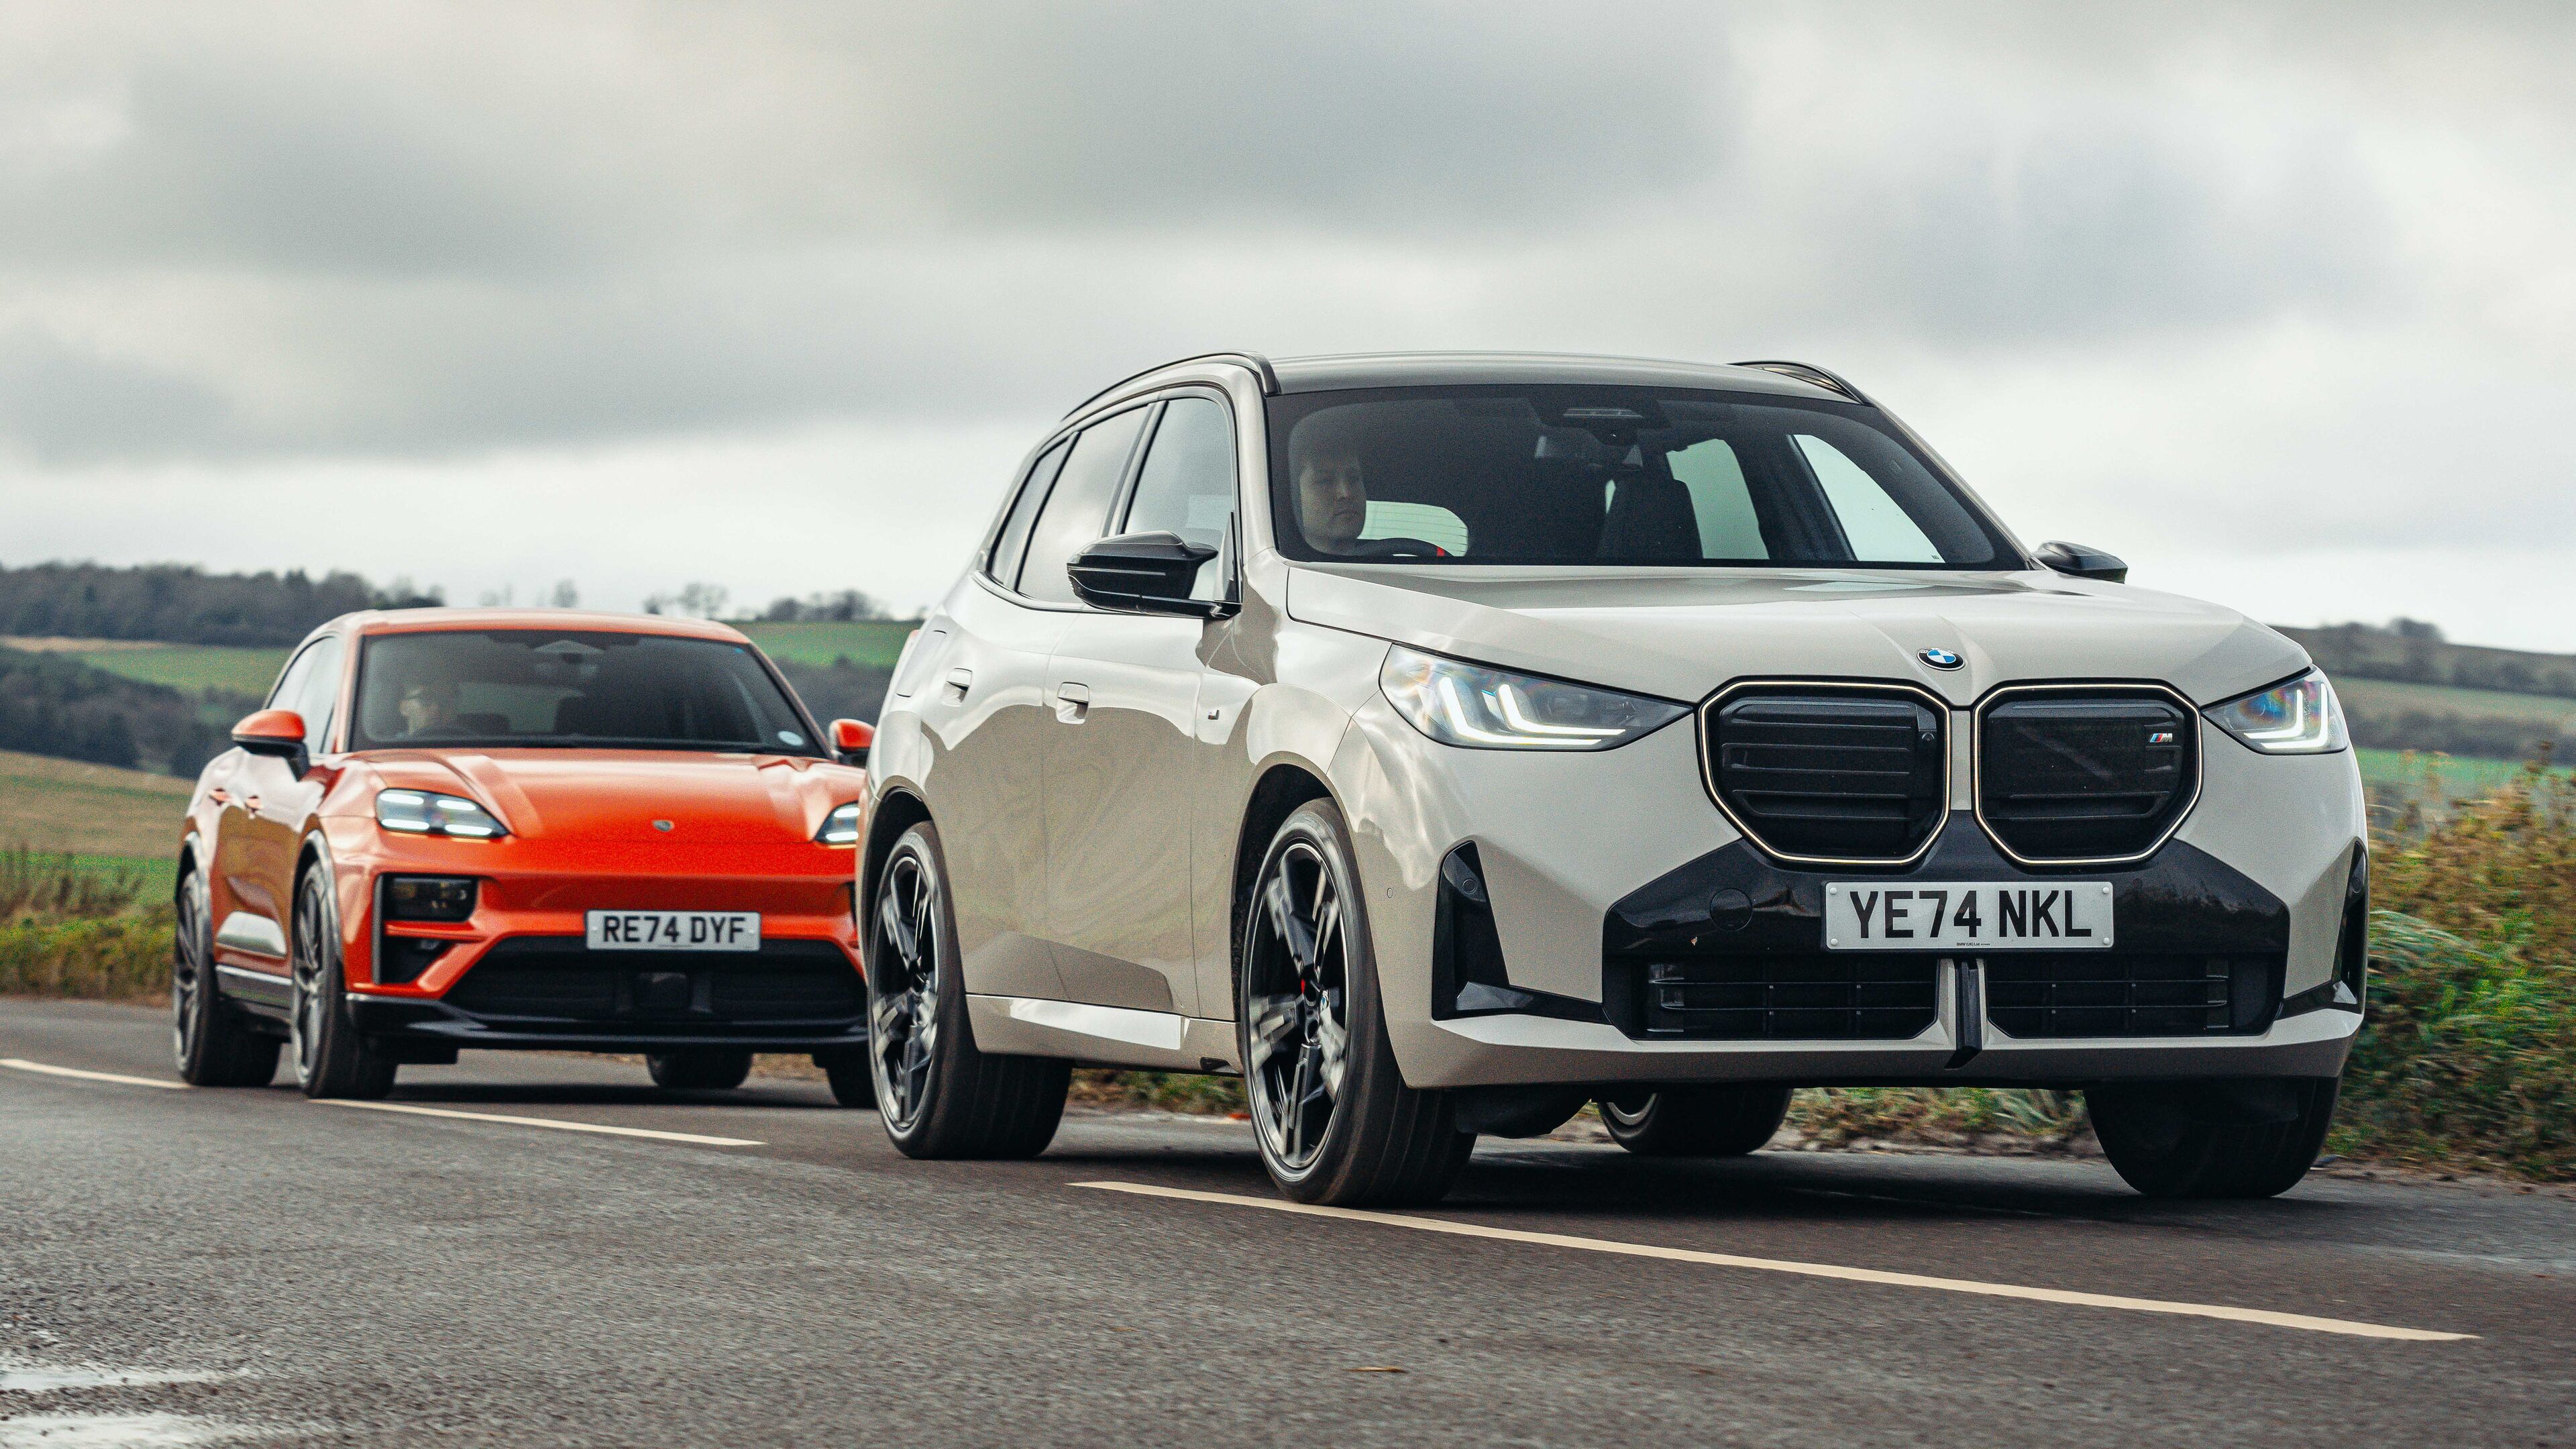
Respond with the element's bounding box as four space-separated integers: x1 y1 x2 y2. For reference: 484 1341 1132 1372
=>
0 911 172 1000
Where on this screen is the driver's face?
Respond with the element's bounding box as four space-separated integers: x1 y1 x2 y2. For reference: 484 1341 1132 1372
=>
398 686 457 735
1297 451 1368 550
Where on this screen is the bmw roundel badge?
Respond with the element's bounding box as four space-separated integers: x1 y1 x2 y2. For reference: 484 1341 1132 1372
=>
1919 647 1964 670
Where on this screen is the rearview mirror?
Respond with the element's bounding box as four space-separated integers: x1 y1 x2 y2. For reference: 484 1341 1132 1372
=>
1067 531 1232 619
2035 540 2128 584
231 709 309 774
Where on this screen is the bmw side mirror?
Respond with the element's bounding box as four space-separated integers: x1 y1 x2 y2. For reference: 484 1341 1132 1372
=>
231 709 309 776
1067 531 1233 619
2035 540 2128 584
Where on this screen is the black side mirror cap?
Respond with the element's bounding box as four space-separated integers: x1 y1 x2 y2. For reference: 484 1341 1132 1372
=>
2035 540 2128 584
1067 531 1232 618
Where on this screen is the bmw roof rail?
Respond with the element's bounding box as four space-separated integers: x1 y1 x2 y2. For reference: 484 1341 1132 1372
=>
1729 360 1869 405
1063 352 1281 419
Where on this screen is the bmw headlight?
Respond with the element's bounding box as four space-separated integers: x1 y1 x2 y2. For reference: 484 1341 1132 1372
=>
2206 669 2349 755
376 789 509 839
1380 645 1686 751
816 800 863 846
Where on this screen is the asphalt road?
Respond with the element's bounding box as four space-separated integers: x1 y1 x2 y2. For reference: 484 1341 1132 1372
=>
4 1000 2571 1448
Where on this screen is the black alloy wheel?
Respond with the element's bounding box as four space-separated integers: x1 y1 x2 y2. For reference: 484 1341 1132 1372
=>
869 841 943 1133
866 821 1067 1158
290 864 396 1100
1237 800 1468 1205
1597 1084 1794 1157
645 1049 753 1091
1243 837 1353 1177
171 865 279 1087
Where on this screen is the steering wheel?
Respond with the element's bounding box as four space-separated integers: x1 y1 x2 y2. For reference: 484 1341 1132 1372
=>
1346 537 1443 560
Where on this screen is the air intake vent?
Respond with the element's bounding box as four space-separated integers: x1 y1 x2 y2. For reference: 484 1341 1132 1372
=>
1705 688 1946 863
1978 690 2196 863
1984 953 2281 1037
1635 954 1939 1040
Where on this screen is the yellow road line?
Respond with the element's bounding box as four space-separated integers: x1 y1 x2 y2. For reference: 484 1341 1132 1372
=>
1 1057 189 1090
313 1098 764 1146
1072 1181 2475 1343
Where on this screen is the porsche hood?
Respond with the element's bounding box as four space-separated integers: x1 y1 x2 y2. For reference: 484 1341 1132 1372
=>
346 749 855 843
1285 564 2309 708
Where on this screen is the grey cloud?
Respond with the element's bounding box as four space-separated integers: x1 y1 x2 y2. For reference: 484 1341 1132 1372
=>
0 324 233 463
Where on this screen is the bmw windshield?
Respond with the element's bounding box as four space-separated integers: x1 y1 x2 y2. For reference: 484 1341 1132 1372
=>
1267 386 2017 569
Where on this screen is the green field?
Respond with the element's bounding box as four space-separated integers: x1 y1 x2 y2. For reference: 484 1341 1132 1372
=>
0 749 193 859
2357 747 2568 799
2335 676 2576 727
3 637 288 696
737 619 918 669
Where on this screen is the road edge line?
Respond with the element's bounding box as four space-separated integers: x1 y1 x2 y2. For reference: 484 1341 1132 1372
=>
1071 1180 2475 1343
1 1057 190 1090
313 1098 765 1146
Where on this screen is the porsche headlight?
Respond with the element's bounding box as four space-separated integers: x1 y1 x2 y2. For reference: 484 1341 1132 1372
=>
1380 645 1686 751
816 800 863 846
2206 669 2349 755
376 789 509 839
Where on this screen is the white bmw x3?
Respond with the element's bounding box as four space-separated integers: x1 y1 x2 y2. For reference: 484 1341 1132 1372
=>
861 352 2366 1205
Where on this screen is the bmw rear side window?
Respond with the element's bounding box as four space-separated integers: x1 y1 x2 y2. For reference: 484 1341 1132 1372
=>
350 631 822 755
1266 386 2011 568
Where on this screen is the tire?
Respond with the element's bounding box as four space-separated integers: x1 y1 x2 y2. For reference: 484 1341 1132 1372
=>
813 1051 876 1108
1597 1085 1793 1157
1240 799 1470 1206
290 863 397 1101
868 821 1067 1158
646 1049 753 1091
171 865 280 1088
2088 1079 2341 1199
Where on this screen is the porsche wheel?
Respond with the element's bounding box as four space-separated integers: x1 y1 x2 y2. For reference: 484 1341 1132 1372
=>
172 865 280 1087
290 864 396 1101
645 1049 753 1091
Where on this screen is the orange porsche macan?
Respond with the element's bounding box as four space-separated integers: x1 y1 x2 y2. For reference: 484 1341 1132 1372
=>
170 608 877 1103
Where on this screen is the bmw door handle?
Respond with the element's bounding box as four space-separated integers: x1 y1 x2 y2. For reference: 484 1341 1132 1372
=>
1055 682 1091 724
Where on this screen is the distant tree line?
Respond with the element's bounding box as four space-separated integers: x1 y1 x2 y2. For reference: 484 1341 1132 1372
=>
0 561 441 647
0 647 229 776
2285 620 2576 701
2343 703 2574 763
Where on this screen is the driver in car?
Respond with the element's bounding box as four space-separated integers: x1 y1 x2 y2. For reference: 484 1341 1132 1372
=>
1294 433 1371 555
396 677 462 737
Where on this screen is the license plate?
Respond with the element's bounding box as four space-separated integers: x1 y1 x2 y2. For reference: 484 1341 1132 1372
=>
1823 883 2112 951
584 910 761 952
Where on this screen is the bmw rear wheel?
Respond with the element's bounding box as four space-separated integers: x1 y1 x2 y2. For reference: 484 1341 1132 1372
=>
1240 800 1468 1205
867 821 1067 1158
1597 1084 1794 1157
171 865 280 1087
290 863 397 1101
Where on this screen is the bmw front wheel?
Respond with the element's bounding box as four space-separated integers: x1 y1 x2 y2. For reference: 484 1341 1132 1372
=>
1240 799 1468 1205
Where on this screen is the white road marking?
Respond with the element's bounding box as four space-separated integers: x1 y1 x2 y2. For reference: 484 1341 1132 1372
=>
313 1098 764 1146
1073 1181 2476 1343
0 1058 188 1090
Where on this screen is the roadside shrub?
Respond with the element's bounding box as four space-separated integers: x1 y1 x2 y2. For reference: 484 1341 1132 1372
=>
2332 912 2576 1177
0 845 147 922
0 910 172 1000
1788 1087 2087 1150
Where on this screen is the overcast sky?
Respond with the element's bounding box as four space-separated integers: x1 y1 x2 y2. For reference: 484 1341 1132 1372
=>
3 1 2571 647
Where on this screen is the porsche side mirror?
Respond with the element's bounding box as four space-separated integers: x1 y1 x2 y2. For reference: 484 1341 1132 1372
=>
1067 531 1232 619
830 717 875 763
2036 540 2128 584
231 709 309 775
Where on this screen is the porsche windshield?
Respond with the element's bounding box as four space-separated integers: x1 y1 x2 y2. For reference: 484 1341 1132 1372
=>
350 631 820 755
1267 386 2015 568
